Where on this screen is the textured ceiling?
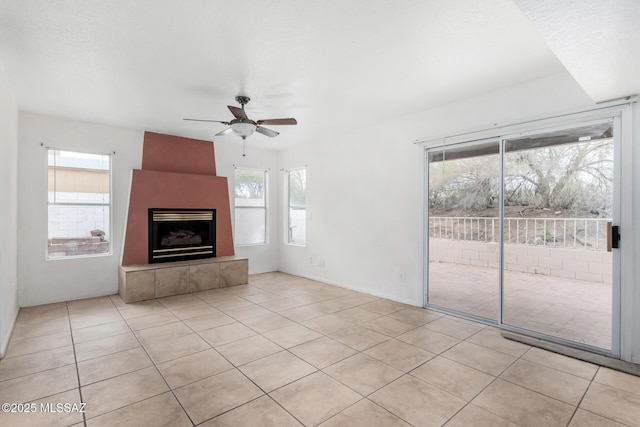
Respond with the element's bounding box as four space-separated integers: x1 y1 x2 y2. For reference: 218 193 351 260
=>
514 0 640 103
0 0 572 149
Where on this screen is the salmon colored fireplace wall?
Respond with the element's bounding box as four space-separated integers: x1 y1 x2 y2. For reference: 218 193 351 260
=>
121 132 234 266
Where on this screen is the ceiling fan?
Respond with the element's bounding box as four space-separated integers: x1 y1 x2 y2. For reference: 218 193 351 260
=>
183 96 297 140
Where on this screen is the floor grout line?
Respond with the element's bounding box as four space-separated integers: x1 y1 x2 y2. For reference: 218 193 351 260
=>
66 300 88 427
114 300 196 426
2 274 635 426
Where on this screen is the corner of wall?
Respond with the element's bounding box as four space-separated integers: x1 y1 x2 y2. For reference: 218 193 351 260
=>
215 142 282 274
16 113 145 306
0 58 20 357
0 308 18 359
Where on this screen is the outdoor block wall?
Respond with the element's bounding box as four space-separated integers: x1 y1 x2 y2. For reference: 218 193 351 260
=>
429 238 612 284
47 199 110 239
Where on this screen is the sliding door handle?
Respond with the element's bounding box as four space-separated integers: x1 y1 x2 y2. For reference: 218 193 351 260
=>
607 222 620 251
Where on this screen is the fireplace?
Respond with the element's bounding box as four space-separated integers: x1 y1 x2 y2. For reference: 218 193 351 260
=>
148 208 216 263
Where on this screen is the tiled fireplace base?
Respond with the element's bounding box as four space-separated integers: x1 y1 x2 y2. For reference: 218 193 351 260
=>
118 256 248 303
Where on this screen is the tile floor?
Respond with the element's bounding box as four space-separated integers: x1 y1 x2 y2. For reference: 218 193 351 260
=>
428 262 612 349
0 272 639 426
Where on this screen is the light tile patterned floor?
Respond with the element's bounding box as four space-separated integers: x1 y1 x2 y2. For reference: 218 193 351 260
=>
0 272 638 426
428 262 612 349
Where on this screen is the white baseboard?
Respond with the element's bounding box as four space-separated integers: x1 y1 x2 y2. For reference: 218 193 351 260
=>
0 306 19 359
278 269 422 307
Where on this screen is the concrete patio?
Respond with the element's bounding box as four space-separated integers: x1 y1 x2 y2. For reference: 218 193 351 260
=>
428 262 612 350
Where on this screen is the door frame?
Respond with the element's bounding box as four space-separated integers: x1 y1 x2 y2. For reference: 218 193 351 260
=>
423 105 631 358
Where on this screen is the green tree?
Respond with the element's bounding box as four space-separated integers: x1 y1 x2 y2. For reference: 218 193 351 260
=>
234 170 264 200
429 155 499 213
504 139 613 215
289 169 306 207
429 139 613 217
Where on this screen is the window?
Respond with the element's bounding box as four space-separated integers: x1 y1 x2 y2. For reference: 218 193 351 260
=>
287 167 306 245
47 149 111 259
234 168 267 245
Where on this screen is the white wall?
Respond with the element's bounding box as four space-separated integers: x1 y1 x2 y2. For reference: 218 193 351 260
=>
279 71 640 363
0 60 19 357
279 130 425 305
17 116 280 306
12 71 640 364
278 72 594 306
215 141 280 274
18 113 144 306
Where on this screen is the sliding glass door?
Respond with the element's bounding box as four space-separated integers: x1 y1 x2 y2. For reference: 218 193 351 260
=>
501 121 617 350
426 119 619 354
427 140 501 321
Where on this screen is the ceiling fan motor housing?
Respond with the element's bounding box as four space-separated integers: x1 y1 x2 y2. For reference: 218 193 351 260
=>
235 96 251 106
183 95 294 141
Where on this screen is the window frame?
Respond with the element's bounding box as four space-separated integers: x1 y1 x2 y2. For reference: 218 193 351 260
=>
46 148 113 260
286 166 307 246
233 167 269 246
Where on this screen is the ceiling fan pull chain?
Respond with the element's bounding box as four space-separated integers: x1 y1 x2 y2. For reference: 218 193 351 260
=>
242 140 247 157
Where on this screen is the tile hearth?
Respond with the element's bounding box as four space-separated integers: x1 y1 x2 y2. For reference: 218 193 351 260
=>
119 257 248 303
1 272 639 426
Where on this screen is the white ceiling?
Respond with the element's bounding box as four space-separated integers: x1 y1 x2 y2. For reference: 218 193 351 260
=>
0 0 635 150
514 0 640 104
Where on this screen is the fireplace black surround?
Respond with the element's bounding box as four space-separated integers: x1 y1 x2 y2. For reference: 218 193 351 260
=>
148 208 216 263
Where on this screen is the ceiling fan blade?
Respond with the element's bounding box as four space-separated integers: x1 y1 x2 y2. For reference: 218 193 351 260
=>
228 105 247 120
215 128 233 136
183 118 230 124
257 118 297 126
256 126 279 137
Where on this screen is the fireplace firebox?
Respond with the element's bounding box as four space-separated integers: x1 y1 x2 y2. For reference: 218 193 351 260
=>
148 208 216 263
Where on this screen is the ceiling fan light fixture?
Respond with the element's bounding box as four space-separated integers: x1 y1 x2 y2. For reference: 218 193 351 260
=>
230 122 256 138
184 96 296 142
